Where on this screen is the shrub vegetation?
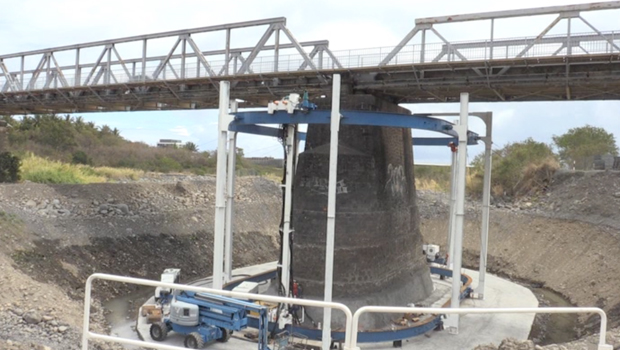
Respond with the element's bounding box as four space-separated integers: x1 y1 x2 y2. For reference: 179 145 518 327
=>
0 114 281 183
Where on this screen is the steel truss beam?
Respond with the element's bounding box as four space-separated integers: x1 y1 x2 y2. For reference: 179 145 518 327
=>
0 17 337 96
379 1 620 76
1 3 620 114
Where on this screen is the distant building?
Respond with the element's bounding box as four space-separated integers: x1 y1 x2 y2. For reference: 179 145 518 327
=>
157 139 182 148
593 154 620 170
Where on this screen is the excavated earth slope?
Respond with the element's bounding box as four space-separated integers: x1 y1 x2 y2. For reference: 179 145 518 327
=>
1 170 620 349
0 175 281 350
418 170 620 349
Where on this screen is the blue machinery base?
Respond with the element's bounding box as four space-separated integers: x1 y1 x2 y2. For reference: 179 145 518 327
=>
224 109 477 343
224 266 473 344
229 109 480 146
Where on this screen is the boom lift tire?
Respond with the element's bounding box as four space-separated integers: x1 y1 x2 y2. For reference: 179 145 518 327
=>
217 327 231 342
149 322 168 341
184 332 204 349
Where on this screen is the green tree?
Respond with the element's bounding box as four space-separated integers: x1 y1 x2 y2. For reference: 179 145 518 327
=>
36 115 77 151
183 142 199 152
71 150 92 165
0 119 9 151
0 152 20 183
74 116 85 131
552 125 619 170
470 138 557 197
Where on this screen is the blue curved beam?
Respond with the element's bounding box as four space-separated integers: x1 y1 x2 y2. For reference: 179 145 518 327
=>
229 110 479 145
231 126 477 146
233 124 284 139
238 266 473 343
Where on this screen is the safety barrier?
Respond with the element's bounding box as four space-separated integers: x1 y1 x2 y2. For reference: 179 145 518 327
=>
81 273 353 350
82 273 614 350
349 306 613 350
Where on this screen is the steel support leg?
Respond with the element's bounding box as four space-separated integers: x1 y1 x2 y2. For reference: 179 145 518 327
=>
213 81 232 290
322 74 341 350
475 113 493 299
447 149 458 267
445 92 469 334
281 124 296 297
224 131 237 283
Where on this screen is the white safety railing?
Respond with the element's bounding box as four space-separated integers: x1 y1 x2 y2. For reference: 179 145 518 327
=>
82 273 353 350
349 306 613 350
82 273 614 350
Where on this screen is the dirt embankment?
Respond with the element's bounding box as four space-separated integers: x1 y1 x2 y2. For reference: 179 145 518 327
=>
0 175 282 350
418 170 620 349
1 170 619 350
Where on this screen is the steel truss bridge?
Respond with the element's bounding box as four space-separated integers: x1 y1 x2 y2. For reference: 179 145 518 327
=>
2 2 620 114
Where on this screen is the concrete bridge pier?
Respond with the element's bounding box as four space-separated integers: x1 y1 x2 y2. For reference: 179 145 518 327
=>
291 95 433 329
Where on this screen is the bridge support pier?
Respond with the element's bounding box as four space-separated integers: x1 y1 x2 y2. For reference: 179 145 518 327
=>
292 94 434 331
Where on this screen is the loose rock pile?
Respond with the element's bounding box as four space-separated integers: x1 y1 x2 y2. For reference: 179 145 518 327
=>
0 295 124 350
0 305 81 350
0 175 279 221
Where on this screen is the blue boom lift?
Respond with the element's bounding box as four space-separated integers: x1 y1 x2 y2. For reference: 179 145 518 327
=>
150 291 271 349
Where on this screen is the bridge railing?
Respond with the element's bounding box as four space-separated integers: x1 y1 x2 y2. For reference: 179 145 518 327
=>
2 30 619 93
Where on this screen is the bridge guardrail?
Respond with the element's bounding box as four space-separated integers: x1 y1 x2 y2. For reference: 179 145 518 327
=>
2 30 619 93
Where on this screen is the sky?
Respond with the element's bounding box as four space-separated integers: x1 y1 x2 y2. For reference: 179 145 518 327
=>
2 0 620 164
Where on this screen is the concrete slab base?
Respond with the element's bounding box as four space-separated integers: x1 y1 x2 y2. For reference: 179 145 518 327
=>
355 269 538 349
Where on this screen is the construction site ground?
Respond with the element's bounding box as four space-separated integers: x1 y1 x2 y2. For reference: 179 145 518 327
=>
131 266 536 350
1 170 620 349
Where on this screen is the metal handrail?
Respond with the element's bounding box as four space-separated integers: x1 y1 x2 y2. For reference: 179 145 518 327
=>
349 306 612 350
82 273 353 350
2 29 619 93
81 273 614 350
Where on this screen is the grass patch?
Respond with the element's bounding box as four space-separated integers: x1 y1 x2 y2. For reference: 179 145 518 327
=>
20 154 144 184
414 165 452 192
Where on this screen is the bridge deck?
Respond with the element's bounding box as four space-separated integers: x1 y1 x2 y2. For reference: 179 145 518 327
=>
1 53 619 114
2 3 620 114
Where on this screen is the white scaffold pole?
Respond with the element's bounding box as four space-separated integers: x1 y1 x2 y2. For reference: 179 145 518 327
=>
224 100 239 283
281 124 296 297
445 92 469 334
213 81 232 290
475 113 493 299
447 143 458 267
322 74 341 350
